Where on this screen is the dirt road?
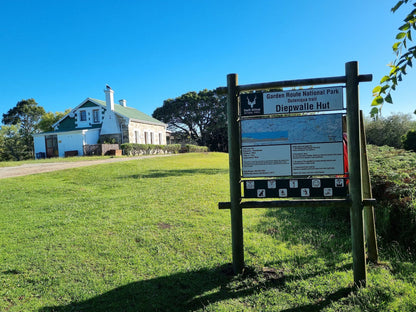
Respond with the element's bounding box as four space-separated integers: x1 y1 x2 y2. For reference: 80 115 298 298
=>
0 155 172 179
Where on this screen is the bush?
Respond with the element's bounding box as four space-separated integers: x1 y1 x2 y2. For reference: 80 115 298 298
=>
185 144 209 153
402 129 416 152
365 113 416 148
120 144 181 156
367 145 416 250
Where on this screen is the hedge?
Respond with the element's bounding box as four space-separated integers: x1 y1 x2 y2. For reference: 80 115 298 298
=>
121 144 181 156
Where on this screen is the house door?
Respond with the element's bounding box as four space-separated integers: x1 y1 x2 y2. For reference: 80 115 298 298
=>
45 135 58 158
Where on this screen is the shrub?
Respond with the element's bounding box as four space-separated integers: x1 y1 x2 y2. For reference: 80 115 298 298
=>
120 144 181 156
185 144 209 153
402 130 416 152
365 113 416 148
367 145 416 250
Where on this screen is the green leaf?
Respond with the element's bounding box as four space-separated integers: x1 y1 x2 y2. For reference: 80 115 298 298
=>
392 0 404 13
399 23 410 31
372 96 384 106
385 93 393 104
393 41 401 51
370 107 379 117
380 75 390 83
396 32 407 39
407 30 412 41
372 85 382 94
381 84 390 93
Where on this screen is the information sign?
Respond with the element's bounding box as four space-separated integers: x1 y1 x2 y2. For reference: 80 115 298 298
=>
241 114 344 177
240 86 343 116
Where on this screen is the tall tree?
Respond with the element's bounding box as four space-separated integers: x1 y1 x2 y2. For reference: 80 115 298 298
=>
152 89 227 151
0 124 26 161
2 99 45 158
372 0 416 115
38 109 71 132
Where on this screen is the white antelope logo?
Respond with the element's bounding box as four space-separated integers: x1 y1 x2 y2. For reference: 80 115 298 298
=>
247 96 256 109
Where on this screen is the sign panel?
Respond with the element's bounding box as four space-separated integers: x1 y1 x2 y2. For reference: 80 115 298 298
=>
240 86 343 116
291 142 344 176
242 145 291 177
241 114 344 177
243 178 348 198
241 114 342 146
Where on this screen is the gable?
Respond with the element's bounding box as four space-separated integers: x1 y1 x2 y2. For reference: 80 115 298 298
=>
55 115 76 131
79 100 101 108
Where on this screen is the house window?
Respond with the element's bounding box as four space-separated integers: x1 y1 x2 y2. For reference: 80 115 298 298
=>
135 130 140 144
159 133 162 144
150 132 154 144
80 110 87 121
144 131 149 144
93 109 100 123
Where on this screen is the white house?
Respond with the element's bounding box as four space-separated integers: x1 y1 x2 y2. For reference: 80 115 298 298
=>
33 87 167 158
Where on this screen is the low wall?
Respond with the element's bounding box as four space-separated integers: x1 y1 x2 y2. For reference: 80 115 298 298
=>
84 144 120 156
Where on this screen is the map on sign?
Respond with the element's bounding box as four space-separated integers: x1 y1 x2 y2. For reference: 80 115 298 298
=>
241 114 344 177
241 114 342 146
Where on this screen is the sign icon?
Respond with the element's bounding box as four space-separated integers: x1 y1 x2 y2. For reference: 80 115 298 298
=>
267 180 276 189
257 189 266 198
246 181 255 189
290 180 298 188
312 179 321 188
335 179 344 187
279 188 288 197
324 188 333 197
301 188 310 197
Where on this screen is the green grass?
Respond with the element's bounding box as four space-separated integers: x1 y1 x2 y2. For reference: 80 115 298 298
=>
1 152 416 311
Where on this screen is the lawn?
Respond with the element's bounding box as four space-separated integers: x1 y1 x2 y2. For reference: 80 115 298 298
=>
1 152 416 311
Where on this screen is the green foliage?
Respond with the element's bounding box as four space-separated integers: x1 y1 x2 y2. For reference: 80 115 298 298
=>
185 144 209 153
365 113 416 148
372 0 416 113
153 89 227 152
121 143 181 155
1 98 45 159
402 129 416 151
37 109 70 132
368 145 416 250
0 124 28 161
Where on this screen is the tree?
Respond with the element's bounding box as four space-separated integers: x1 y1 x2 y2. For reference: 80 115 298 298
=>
2 99 45 158
153 89 228 151
372 0 416 114
0 124 26 161
365 113 416 148
38 109 70 132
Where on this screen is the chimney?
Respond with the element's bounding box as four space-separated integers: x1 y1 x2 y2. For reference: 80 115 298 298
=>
119 99 127 107
104 87 115 111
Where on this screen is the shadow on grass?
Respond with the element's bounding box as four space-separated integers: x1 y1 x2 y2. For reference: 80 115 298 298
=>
39 264 354 312
280 287 354 312
122 168 229 179
257 205 352 267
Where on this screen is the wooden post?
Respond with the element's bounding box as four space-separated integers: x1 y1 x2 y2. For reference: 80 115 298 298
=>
346 61 367 286
227 74 244 274
360 110 379 263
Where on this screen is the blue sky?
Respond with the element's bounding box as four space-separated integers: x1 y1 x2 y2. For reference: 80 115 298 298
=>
1 0 415 123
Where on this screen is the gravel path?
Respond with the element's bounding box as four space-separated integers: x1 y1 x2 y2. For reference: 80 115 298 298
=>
0 155 172 179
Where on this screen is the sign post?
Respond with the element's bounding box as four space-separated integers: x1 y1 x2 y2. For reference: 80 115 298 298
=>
227 74 244 274
219 61 376 287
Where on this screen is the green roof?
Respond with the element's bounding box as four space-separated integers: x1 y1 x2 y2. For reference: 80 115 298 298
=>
90 98 165 126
